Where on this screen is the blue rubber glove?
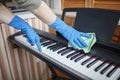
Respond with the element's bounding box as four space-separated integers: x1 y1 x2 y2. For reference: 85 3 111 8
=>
9 16 41 51
50 17 91 49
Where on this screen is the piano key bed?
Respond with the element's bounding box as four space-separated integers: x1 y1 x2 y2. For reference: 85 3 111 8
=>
8 30 120 80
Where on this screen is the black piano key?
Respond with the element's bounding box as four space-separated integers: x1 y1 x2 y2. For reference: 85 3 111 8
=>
61 49 73 56
42 41 53 47
50 45 60 50
49 44 64 50
43 42 52 47
41 40 49 45
41 41 50 45
87 58 99 68
52 45 64 52
40 37 48 43
40 38 44 43
74 54 87 62
66 50 79 58
100 63 113 74
81 56 94 66
70 52 84 60
23 34 27 37
94 61 107 72
107 65 118 77
41 39 45 43
47 43 57 49
40 37 49 42
57 47 69 54
48 43 56 47
118 76 120 80
59 48 71 55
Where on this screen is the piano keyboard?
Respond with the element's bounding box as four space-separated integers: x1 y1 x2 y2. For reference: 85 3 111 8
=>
15 34 120 80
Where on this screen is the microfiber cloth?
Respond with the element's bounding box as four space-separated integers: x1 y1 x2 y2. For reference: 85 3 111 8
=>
68 33 96 53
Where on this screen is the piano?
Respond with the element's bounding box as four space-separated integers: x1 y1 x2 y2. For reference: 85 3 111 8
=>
8 29 120 80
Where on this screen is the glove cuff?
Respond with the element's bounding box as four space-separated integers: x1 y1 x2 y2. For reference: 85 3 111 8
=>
9 16 29 30
50 17 68 31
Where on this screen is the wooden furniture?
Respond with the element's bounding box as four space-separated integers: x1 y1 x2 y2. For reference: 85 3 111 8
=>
61 0 120 10
92 0 120 10
61 0 86 9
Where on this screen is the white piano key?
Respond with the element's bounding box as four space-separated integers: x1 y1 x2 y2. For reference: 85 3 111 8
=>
15 35 120 80
93 63 109 80
45 47 75 63
43 46 67 57
15 35 97 79
41 40 50 44
86 60 103 80
104 67 120 80
74 59 103 80
97 65 114 80
15 35 39 52
41 42 56 50
47 49 94 78
55 54 92 76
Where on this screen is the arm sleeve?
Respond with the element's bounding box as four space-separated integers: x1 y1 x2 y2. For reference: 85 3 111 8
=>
15 0 42 11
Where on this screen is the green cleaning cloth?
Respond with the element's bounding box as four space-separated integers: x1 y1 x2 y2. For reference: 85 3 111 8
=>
68 33 96 53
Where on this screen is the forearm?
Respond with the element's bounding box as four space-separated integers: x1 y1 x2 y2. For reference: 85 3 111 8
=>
32 1 56 25
0 3 15 24
0 3 41 51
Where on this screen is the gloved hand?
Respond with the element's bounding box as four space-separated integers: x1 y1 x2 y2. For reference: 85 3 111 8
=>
9 16 41 51
50 17 91 49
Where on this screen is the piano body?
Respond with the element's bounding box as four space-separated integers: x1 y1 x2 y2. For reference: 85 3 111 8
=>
8 8 120 80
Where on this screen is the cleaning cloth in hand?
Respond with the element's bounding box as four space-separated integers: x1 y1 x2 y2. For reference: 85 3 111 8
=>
68 33 96 53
